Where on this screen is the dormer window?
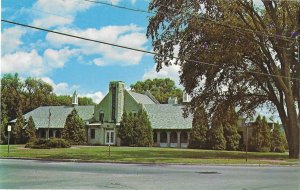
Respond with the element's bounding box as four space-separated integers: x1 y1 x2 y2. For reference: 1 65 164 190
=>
99 111 104 123
132 110 137 117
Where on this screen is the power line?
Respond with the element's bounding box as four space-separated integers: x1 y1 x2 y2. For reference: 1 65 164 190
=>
81 0 296 42
1 19 299 81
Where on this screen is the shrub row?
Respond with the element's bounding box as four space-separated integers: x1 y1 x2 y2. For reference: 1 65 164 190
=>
25 138 70 149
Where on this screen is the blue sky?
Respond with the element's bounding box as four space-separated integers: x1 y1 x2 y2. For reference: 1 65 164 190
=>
1 0 181 103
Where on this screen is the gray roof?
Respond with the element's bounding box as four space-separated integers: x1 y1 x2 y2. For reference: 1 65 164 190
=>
128 91 157 104
11 106 94 129
144 104 192 130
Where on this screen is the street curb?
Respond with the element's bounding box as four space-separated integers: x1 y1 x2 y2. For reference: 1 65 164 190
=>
1 157 298 167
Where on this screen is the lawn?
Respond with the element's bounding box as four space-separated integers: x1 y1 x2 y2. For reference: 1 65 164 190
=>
0 145 298 165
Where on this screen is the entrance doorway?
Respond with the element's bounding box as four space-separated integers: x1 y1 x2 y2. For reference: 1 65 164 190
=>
105 130 115 145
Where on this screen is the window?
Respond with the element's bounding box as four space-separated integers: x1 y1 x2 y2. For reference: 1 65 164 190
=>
105 130 115 145
99 112 104 123
132 110 137 117
90 129 95 139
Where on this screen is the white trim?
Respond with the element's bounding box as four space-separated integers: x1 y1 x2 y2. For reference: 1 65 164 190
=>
105 129 115 145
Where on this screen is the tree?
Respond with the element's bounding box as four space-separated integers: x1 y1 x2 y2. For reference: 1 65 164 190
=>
222 109 241 151
0 103 9 144
207 125 226 150
78 97 95 105
62 109 86 145
24 116 37 143
249 116 271 152
271 123 286 152
223 124 241 151
189 107 209 149
1 73 24 120
130 78 183 103
12 112 25 144
147 1 299 158
118 110 153 147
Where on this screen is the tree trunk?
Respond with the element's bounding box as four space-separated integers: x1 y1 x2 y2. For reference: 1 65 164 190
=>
285 95 300 159
287 121 299 159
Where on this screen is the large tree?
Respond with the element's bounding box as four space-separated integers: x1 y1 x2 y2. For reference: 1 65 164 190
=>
189 107 209 149
24 116 37 143
130 78 182 103
118 110 153 147
147 0 300 158
62 109 86 145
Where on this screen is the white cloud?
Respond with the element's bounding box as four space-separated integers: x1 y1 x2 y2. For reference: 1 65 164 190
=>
1 47 76 76
32 15 73 28
143 64 182 87
43 47 77 68
1 50 46 76
79 91 105 104
1 26 26 54
40 77 104 103
31 0 93 28
40 77 79 95
93 58 107 66
45 24 148 66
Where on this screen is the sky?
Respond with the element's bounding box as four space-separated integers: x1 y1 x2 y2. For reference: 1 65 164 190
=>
1 0 181 103
1 0 280 122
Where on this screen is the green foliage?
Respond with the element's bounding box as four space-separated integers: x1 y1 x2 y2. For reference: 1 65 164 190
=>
222 109 241 151
189 107 208 149
130 78 182 103
118 110 153 147
25 138 70 149
78 97 95 105
146 0 299 158
271 124 286 153
62 109 86 145
1 73 95 121
24 116 37 143
12 112 25 144
207 125 226 150
223 124 241 151
249 116 271 152
0 103 9 144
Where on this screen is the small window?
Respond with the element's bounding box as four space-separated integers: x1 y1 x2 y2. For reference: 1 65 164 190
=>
132 110 137 117
99 112 104 123
90 129 95 139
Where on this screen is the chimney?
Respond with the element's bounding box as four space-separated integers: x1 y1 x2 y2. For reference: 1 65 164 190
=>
72 91 78 106
168 97 178 105
183 91 191 103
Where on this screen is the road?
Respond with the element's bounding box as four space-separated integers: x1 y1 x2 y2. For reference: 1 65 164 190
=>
0 159 299 189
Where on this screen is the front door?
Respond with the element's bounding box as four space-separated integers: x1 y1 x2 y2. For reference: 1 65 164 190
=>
105 130 115 145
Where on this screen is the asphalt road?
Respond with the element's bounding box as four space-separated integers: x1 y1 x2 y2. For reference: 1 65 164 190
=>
0 159 299 190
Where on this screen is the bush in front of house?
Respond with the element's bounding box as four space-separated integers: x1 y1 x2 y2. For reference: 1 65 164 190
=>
62 109 86 145
25 138 70 149
118 109 153 147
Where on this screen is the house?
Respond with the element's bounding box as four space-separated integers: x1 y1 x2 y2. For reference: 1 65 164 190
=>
87 81 192 148
10 81 193 148
10 91 94 139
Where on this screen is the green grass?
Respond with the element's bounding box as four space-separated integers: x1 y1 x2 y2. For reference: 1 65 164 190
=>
0 145 298 165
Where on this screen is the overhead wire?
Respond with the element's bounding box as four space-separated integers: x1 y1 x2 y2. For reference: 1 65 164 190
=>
81 0 297 43
2 19 299 82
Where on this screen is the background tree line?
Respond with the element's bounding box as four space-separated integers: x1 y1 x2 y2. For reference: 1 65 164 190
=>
189 108 287 153
0 73 94 143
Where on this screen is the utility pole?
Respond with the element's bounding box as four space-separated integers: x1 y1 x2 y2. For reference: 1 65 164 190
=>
246 126 248 162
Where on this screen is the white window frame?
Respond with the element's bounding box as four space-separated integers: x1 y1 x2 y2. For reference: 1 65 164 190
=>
105 130 115 145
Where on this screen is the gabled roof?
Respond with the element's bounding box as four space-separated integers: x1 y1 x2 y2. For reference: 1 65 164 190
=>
127 91 158 105
11 106 94 129
144 104 192 130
